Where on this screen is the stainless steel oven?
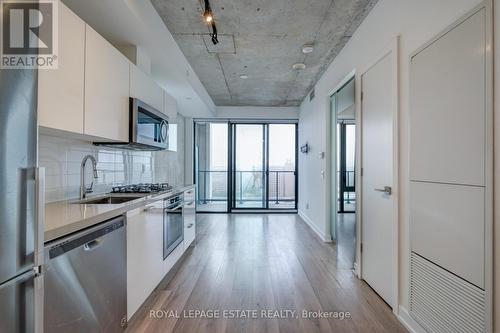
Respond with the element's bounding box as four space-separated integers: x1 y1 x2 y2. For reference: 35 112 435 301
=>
163 194 184 259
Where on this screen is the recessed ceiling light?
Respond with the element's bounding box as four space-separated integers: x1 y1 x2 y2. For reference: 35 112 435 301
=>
239 74 249 79
302 43 314 54
292 62 306 70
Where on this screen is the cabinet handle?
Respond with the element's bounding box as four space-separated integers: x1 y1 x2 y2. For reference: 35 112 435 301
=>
144 205 163 212
187 224 194 228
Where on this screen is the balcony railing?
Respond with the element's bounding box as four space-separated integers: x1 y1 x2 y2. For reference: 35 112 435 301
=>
337 170 355 189
196 170 296 208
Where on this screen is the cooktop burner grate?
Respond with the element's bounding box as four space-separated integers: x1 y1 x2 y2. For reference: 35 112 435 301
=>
111 183 172 194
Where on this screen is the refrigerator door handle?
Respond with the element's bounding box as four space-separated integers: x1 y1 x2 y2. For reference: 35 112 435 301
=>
35 167 45 268
34 273 44 333
34 168 45 333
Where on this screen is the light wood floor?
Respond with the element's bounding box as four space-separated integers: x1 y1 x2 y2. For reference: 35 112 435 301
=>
126 214 407 333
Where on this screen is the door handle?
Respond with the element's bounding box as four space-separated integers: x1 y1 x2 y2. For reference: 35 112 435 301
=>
374 186 392 195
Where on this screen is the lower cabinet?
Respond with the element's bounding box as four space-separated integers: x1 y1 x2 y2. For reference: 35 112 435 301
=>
126 201 164 320
126 188 196 320
183 201 196 250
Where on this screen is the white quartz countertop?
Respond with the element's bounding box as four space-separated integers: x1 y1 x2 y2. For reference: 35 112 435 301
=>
44 184 195 243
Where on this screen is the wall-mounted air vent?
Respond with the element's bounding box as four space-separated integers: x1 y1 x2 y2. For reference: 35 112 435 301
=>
409 252 486 333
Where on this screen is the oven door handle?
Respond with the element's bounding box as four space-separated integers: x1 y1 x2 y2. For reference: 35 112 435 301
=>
164 204 183 212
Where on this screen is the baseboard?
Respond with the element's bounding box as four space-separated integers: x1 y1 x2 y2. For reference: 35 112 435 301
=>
297 209 332 242
398 306 427 333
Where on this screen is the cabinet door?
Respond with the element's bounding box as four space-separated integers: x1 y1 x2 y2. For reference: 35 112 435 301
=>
84 25 130 141
183 189 196 249
167 121 178 152
38 3 85 133
163 91 177 119
126 201 164 319
130 64 164 112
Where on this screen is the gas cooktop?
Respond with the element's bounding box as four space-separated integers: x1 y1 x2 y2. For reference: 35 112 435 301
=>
111 183 173 194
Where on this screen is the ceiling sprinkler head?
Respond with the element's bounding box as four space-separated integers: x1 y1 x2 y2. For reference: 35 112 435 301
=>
302 43 314 54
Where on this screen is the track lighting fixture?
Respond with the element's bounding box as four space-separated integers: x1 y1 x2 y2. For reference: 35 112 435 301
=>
203 0 219 45
203 0 213 23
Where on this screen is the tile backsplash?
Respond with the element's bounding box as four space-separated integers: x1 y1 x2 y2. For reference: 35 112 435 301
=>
40 115 185 203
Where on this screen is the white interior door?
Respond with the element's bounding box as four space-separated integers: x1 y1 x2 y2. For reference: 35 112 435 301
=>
361 51 396 307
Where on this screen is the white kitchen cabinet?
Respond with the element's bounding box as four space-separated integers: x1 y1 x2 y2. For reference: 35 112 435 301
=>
167 121 178 152
130 64 164 112
164 91 177 119
84 25 130 142
126 201 164 320
38 3 85 133
183 188 196 249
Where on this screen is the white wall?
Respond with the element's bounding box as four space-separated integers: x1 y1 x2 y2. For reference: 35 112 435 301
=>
216 106 299 120
298 0 490 321
40 115 186 203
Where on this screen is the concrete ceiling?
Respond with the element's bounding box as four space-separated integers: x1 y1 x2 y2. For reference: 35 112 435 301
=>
151 0 378 107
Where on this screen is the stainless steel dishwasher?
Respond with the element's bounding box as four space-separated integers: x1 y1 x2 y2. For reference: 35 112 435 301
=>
44 216 127 333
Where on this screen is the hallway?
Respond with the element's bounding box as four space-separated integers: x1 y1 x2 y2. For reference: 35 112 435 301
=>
126 214 406 333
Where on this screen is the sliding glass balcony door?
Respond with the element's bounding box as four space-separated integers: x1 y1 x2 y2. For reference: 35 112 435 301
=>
194 122 228 212
230 123 297 210
268 124 297 209
232 124 267 209
194 121 297 212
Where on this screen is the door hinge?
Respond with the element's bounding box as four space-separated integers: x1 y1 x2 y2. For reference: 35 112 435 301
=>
361 167 364 177
360 243 363 253
361 91 364 101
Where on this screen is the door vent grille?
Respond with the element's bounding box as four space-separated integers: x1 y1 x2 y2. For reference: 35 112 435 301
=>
409 252 485 333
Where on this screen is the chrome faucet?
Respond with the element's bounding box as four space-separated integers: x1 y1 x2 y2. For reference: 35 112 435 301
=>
80 155 98 199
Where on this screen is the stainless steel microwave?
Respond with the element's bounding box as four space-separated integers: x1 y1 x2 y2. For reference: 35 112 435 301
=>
130 98 169 150
94 98 169 151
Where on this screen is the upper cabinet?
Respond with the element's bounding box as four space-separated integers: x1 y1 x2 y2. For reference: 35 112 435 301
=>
37 6 180 146
130 64 164 113
84 25 130 142
38 3 85 133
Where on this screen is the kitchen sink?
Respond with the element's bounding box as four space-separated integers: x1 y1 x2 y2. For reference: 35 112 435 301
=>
74 195 143 205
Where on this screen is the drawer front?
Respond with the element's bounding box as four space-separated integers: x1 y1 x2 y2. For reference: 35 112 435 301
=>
184 188 195 202
183 200 195 248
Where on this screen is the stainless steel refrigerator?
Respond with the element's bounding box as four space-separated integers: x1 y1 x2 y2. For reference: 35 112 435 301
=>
0 68 45 332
